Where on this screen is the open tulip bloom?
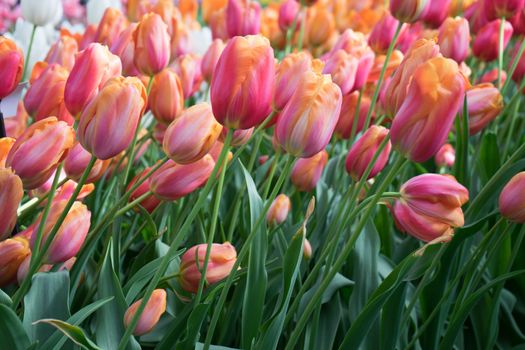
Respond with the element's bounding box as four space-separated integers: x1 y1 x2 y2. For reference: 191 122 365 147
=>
2 1 525 349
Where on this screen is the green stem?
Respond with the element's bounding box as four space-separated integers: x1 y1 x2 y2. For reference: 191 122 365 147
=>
284 7 301 55
497 17 506 89
17 178 68 219
262 151 281 199
229 111 275 165
114 191 153 217
349 88 364 144
502 98 521 158
22 24 37 81
501 33 525 95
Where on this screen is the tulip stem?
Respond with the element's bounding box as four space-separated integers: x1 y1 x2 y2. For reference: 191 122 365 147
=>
262 151 281 199
117 129 234 350
12 156 97 309
194 129 233 306
497 17 506 90
114 190 153 217
17 178 69 219
501 33 525 95
203 155 295 350
363 21 403 132
22 24 37 81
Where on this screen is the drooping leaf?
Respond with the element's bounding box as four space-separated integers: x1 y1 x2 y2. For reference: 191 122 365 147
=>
34 319 101 350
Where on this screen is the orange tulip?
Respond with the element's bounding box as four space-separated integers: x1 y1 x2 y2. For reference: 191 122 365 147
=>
133 13 171 76
124 289 167 336
266 194 292 226
94 7 129 47
291 150 328 192
149 69 185 124
0 237 30 287
45 34 79 71
0 137 15 168
0 36 24 99
201 39 226 83
0 168 23 240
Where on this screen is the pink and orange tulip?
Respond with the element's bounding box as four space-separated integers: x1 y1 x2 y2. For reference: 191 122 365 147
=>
499 172 525 223
0 237 30 287
124 289 167 336
345 126 391 180
0 36 24 99
472 20 513 62
266 194 292 226
435 144 456 168
148 68 185 124
322 49 358 95
290 150 328 192
438 17 470 63
133 13 171 76
201 39 225 83
464 83 503 135
64 142 110 183
226 0 261 37
0 168 23 240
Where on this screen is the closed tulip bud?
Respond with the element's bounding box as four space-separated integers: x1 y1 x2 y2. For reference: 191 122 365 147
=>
110 24 140 77
480 67 508 84
485 0 525 20
226 0 261 37
21 0 62 26
464 1 490 34
149 155 215 201
93 7 129 47
367 50 404 84
262 5 286 50
6 117 74 189
179 242 237 293
421 0 451 27
127 168 162 213
45 35 79 71
201 39 225 83
393 174 469 242
64 142 110 183
275 71 342 158
172 54 203 99
435 143 455 167
396 22 424 53
0 137 15 168
473 20 513 62
384 38 440 117
390 0 429 23
220 127 254 146
149 69 184 124
335 92 373 139
65 43 122 116
345 126 391 180
0 169 23 240
266 194 292 226
391 57 468 162
303 238 312 259
510 8 525 35
30 200 91 264
209 9 229 40
291 150 328 192
463 83 503 135
278 0 301 32
322 50 358 95
499 172 525 222
124 289 167 335
78 76 147 160
133 13 171 76
24 64 74 125
274 52 324 112
306 5 336 47
0 37 24 99
368 10 404 54
163 103 222 164
437 17 470 64
211 35 275 129
0 237 31 287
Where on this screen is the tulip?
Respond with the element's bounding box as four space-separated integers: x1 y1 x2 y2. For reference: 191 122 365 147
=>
304 5 336 48
21 0 62 26
179 242 237 293
124 289 167 336
368 10 404 54
261 5 285 50
6 117 74 189
219 127 254 147
78 76 147 160
45 35 79 71
0 37 24 99
0 137 15 168
226 0 261 37
17 255 52 285
303 238 312 259
93 7 129 47
499 172 525 222
5 102 29 139
172 54 203 99
278 0 301 32
149 155 215 201
435 143 455 168
110 23 139 77
53 180 95 203
479 68 507 85
510 42 525 84
322 50 358 95
210 8 229 40
201 39 226 83
472 20 513 62
133 13 171 76
210 35 275 129
393 174 469 242
275 71 342 158
390 0 429 23
510 8 525 35
65 43 122 116
421 0 451 27
438 17 470 63
266 194 292 226
163 103 223 164
0 237 30 287
463 83 503 135
391 57 467 162
291 150 328 192
127 168 163 213
367 50 404 84
23 64 74 125
64 142 110 183
384 38 440 117
274 52 323 112
0 168 23 240
30 200 91 264
335 92 373 139
485 0 525 20
345 126 391 181
464 1 490 34
148 69 184 125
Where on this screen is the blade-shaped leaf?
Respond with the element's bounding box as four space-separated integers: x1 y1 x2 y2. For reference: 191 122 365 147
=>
34 319 101 350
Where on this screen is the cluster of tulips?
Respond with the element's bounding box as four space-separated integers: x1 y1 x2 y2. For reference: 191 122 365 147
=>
1 0 525 348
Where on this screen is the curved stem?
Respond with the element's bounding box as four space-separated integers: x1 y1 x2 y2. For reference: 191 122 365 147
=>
497 17 506 89
17 178 69 219
22 24 37 81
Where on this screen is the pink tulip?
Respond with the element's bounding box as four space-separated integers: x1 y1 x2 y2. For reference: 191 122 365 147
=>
438 17 470 64
485 0 525 20
464 83 503 135
45 34 78 71
390 0 429 23
133 13 171 76
368 10 404 54
499 172 525 222
0 36 24 99
0 168 23 240
473 20 513 62
291 150 328 192
172 54 203 99
64 142 111 183
110 24 140 77
201 39 226 83
322 49 358 95
345 126 391 180
435 144 455 168
124 289 167 336
226 0 261 37
421 0 451 27
278 0 301 32
127 168 163 214
335 92 373 139
266 194 292 226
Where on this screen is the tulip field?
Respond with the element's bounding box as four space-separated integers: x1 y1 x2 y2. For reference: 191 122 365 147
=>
3 0 525 349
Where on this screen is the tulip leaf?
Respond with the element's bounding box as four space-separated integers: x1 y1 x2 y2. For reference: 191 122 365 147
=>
478 131 501 185
175 303 210 350
34 319 101 350
240 163 268 348
0 304 31 350
0 288 12 307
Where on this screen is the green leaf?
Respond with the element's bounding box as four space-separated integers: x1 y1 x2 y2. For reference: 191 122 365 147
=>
34 319 101 350
240 163 268 348
0 288 12 307
176 304 211 350
137 205 158 242
478 131 501 185
380 283 407 350
23 271 70 343
195 344 239 350
0 304 31 349
299 272 353 315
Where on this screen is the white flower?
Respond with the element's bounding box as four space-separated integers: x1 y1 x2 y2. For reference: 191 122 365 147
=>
21 0 63 27
188 27 213 56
